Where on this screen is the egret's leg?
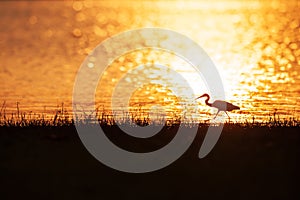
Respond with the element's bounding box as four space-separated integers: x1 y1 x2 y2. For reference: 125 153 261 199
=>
225 111 230 119
213 110 220 119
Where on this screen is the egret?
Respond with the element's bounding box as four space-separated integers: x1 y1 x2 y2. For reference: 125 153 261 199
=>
196 93 240 119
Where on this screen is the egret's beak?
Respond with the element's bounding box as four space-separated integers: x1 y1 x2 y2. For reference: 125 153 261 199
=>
195 95 205 100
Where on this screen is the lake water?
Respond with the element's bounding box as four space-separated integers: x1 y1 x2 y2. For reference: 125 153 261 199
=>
0 0 300 122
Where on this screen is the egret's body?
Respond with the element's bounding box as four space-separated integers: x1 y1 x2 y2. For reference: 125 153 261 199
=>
196 93 240 119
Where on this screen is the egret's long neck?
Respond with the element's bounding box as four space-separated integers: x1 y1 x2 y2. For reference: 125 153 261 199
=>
205 96 212 107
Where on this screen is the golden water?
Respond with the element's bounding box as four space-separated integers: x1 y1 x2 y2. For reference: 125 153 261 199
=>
0 0 300 122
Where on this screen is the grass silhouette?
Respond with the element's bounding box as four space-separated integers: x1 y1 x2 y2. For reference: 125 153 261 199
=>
0 101 299 128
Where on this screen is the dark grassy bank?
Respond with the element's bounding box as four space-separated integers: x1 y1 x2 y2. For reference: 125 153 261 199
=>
1 124 300 200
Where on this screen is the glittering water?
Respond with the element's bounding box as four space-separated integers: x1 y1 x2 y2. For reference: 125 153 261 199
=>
0 0 300 122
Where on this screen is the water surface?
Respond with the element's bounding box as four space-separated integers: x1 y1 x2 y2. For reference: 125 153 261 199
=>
0 0 300 122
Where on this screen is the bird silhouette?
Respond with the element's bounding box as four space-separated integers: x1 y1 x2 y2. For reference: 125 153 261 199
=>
196 93 240 119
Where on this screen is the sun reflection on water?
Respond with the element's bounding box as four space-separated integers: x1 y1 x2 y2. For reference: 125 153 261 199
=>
0 0 299 122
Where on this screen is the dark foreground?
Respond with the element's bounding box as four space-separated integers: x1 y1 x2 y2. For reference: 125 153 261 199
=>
1 125 300 200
